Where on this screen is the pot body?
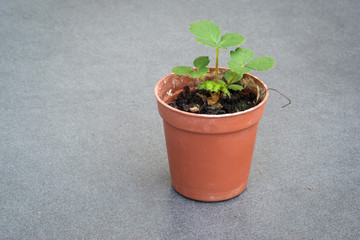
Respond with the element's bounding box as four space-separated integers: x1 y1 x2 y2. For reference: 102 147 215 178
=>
154 69 268 202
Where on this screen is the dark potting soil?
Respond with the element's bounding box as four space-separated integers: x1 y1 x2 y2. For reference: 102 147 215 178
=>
168 86 257 115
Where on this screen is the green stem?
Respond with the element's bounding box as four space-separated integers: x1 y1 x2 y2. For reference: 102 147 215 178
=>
226 73 238 88
215 48 219 83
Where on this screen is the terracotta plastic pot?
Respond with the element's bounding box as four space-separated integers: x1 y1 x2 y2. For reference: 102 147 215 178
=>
154 68 269 202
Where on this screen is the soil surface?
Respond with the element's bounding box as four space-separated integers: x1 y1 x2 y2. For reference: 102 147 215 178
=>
168 86 257 115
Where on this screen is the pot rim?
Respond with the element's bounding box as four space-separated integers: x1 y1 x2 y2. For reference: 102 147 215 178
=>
154 71 269 119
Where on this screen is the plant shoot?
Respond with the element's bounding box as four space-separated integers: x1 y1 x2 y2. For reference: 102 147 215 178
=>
172 20 275 102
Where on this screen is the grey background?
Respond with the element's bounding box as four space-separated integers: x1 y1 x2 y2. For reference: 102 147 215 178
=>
1 0 359 239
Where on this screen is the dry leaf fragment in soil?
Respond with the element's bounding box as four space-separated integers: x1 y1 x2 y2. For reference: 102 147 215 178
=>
207 92 220 105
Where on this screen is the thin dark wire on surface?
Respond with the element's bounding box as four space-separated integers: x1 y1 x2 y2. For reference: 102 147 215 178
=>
268 88 291 108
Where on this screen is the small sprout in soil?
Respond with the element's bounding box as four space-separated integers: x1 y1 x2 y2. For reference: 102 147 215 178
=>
171 20 275 111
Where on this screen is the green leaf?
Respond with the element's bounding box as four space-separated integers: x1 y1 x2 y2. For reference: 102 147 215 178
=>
198 81 213 91
227 48 254 75
229 47 254 66
189 67 209 78
198 81 230 97
218 79 226 85
172 66 194 75
213 82 221 92
227 64 251 76
219 33 245 49
228 84 244 91
220 84 231 97
198 81 221 93
193 56 210 69
195 38 218 48
246 57 275 71
225 70 241 84
190 20 221 48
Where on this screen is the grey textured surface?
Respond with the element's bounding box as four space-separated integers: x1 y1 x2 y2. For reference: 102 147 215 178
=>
1 0 359 239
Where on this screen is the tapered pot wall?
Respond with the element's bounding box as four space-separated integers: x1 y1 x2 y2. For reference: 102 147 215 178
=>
154 69 268 202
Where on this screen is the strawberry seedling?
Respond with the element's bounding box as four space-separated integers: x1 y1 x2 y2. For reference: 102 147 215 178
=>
172 20 275 103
